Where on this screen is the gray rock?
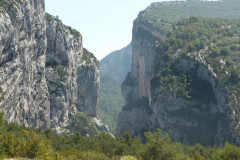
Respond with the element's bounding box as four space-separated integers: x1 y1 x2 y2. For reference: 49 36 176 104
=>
45 19 100 133
0 0 109 135
0 0 50 129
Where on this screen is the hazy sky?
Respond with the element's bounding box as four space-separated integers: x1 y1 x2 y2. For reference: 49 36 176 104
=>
45 0 164 60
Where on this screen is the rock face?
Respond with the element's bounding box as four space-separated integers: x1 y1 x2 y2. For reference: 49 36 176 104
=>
45 16 100 133
117 0 240 146
0 0 50 129
0 0 108 134
117 17 165 139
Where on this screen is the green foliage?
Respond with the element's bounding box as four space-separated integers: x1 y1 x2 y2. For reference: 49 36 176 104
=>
67 26 81 38
0 137 5 158
0 111 4 127
68 112 98 136
120 156 137 160
151 63 191 99
139 129 190 160
82 48 98 65
0 116 239 160
45 12 62 23
45 12 55 23
45 12 81 38
51 65 67 78
211 142 240 160
153 17 240 105
98 73 124 133
139 0 240 34
61 150 109 160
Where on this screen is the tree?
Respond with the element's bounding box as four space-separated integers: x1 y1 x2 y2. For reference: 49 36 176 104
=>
0 111 4 127
0 135 5 158
140 129 189 160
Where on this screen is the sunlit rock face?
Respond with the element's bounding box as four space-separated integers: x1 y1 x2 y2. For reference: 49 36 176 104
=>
0 0 109 134
0 0 50 129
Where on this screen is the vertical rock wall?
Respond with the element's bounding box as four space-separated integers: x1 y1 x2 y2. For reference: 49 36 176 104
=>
0 0 50 129
0 0 104 134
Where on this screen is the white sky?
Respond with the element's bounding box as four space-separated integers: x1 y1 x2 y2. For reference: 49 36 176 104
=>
45 0 167 60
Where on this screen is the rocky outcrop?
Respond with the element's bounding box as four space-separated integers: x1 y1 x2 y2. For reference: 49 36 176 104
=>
117 0 240 146
0 0 50 129
45 15 100 133
0 0 109 134
117 17 166 139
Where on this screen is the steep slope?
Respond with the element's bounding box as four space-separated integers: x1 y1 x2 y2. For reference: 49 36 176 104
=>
0 0 108 135
45 14 103 133
0 0 50 129
117 0 240 146
100 44 132 83
97 73 124 133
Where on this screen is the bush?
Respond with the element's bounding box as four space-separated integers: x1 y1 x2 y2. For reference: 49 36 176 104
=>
68 112 98 136
139 129 190 160
120 156 137 160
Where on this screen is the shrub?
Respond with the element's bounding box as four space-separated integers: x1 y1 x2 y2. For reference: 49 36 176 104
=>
120 156 137 160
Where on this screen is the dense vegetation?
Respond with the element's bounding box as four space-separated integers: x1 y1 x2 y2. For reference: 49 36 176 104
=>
97 73 124 134
68 112 99 136
83 48 98 65
138 0 240 34
1 111 240 160
152 17 240 105
99 44 131 133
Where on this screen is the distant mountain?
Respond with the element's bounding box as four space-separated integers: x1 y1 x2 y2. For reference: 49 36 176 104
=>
97 73 124 134
100 44 132 83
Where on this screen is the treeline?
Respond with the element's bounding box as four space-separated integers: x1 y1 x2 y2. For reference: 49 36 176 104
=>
0 112 240 159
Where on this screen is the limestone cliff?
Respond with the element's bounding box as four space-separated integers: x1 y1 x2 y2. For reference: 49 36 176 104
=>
45 14 102 133
0 0 109 134
0 0 50 129
117 0 240 146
